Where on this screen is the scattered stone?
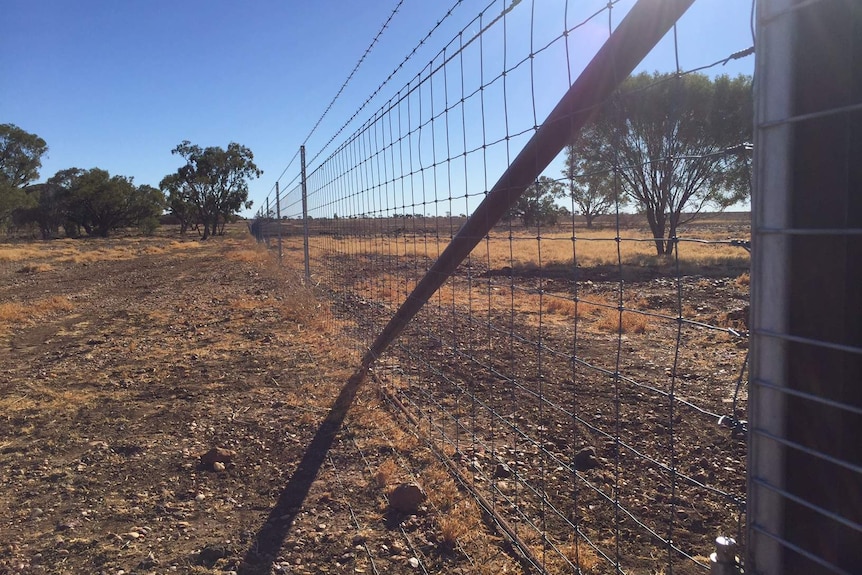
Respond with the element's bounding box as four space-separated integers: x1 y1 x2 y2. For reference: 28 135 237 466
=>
199 447 235 470
408 557 420 568
493 462 513 478
56 521 78 532
213 461 226 472
388 483 426 514
574 447 601 471
138 552 158 569
195 493 206 502
196 544 231 567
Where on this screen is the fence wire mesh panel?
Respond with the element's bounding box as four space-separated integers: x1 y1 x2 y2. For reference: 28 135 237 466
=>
749 1 862 574
254 1 757 573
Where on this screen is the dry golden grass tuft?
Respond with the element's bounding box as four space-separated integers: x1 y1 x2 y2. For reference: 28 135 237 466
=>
227 296 266 313
594 307 653 334
421 462 461 513
545 297 577 317
438 502 473 547
0 296 74 328
735 272 750 286
16 263 52 274
375 458 400 489
0 245 48 262
224 248 269 263
557 540 601 573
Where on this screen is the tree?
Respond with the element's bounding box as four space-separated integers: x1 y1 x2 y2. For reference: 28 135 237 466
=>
161 141 261 240
0 124 48 230
128 184 166 235
14 182 66 239
573 72 752 255
504 175 567 228
44 168 165 237
563 142 624 228
162 182 198 234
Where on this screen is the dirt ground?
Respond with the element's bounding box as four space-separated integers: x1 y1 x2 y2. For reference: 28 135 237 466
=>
0 228 521 575
312 216 751 574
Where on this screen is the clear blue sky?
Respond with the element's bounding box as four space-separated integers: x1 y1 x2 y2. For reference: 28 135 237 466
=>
1 0 754 216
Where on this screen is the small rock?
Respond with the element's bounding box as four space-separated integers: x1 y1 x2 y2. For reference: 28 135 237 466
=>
195 493 206 502
574 447 601 471
388 483 426 514
199 447 235 470
493 463 513 478
408 557 420 568
196 544 231 567
138 552 158 569
212 461 226 472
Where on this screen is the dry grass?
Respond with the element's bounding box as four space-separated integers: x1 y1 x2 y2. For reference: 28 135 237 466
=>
0 236 207 271
375 458 400 489
224 247 269 263
0 296 74 327
736 272 750 286
306 225 749 270
0 245 46 262
557 540 601 573
594 307 653 334
438 502 473 547
16 263 52 274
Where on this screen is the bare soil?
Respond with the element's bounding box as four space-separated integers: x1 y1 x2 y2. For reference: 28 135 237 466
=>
319 219 751 574
0 229 520 575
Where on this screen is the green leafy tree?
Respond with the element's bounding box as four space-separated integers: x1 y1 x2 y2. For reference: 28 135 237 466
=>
161 180 198 234
46 168 164 237
129 184 166 235
504 176 567 228
161 141 261 240
0 124 48 230
13 182 66 239
573 72 752 255
563 142 624 228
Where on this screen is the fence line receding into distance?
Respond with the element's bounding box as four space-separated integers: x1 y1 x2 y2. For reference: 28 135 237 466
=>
253 1 755 573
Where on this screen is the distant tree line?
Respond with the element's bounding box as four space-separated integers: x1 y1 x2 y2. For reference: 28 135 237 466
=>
1 124 259 239
506 72 752 256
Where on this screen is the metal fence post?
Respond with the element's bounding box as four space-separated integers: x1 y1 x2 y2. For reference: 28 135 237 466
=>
301 145 310 282
751 1 862 573
265 197 271 248
275 181 282 265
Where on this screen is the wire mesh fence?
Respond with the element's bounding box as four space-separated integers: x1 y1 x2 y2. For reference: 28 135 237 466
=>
253 1 757 572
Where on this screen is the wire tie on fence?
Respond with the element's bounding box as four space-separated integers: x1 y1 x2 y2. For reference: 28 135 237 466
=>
723 46 755 65
729 239 751 252
725 143 754 155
